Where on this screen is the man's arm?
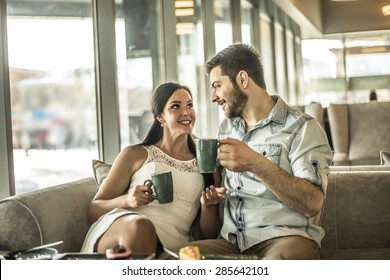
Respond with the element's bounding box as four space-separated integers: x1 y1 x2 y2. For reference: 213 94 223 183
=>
218 138 324 217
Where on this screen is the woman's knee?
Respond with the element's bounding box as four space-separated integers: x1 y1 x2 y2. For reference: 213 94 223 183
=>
123 216 156 237
97 215 157 253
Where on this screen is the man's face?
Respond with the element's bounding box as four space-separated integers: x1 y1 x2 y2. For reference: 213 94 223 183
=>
210 66 248 118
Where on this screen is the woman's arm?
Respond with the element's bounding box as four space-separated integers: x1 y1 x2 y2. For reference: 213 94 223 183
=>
199 167 226 238
88 145 149 223
199 187 226 238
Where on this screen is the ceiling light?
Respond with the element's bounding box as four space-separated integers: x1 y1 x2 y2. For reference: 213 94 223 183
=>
175 1 194 8
383 5 390 16
176 22 194 35
175 8 194 17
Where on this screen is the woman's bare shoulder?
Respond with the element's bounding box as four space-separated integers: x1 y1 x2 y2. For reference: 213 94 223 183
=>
119 145 148 166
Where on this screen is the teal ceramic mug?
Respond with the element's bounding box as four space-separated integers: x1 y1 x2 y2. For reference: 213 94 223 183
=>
195 138 219 173
144 171 173 204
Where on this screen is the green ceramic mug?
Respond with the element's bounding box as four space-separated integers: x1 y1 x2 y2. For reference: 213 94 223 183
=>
144 171 173 204
195 138 219 173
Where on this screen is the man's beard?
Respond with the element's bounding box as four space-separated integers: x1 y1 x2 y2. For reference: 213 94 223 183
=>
225 82 248 118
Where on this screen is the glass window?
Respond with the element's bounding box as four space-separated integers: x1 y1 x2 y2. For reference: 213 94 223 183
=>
115 0 163 148
302 32 390 105
214 0 233 52
301 39 345 105
240 0 253 44
301 39 343 81
274 23 287 101
286 30 297 105
175 0 207 137
260 14 275 95
214 0 232 121
344 35 390 77
7 0 98 194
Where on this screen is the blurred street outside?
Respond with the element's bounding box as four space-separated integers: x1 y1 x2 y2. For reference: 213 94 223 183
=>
13 148 98 194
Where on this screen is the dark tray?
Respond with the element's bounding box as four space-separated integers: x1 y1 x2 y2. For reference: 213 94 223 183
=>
52 252 155 260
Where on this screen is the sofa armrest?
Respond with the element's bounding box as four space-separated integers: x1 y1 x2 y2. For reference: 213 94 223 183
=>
330 165 390 172
0 178 97 253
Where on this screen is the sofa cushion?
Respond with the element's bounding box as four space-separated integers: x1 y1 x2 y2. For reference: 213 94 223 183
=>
321 171 390 260
92 159 112 186
0 178 97 253
348 102 390 165
380 150 390 165
322 248 390 260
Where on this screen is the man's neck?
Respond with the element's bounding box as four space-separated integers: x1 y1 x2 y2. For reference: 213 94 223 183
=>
242 93 275 132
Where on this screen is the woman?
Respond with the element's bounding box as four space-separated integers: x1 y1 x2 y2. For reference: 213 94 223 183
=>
81 82 226 256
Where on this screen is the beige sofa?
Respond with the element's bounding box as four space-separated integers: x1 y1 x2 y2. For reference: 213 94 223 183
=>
294 101 390 166
327 102 390 166
1 167 390 259
0 178 97 254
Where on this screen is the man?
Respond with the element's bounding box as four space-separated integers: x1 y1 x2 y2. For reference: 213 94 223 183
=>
165 43 333 260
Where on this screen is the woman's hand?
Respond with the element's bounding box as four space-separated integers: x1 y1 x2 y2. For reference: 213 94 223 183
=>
201 186 227 207
126 181 154 208
199 185 227 238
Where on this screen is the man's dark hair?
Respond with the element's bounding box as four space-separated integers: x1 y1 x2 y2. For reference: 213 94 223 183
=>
205 43 267 89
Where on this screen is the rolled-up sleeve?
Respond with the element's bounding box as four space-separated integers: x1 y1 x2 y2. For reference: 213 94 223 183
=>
289 119 333 193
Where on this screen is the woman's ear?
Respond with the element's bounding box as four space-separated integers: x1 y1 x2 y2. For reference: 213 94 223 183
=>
157 117 165 127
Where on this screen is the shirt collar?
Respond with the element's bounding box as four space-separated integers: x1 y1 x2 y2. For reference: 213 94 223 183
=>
268 95 287 124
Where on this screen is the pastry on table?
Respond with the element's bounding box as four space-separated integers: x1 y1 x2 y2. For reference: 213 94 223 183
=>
179 245 201 260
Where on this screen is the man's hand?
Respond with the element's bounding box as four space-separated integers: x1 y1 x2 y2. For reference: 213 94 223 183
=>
218 138 262 172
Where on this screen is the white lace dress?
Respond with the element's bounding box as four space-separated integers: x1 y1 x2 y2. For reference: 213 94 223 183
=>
81 145 204 252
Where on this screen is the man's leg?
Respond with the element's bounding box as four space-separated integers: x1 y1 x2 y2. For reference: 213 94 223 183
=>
245 236 321 260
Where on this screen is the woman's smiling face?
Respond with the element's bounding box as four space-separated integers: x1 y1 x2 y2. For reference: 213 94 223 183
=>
159 88 196 136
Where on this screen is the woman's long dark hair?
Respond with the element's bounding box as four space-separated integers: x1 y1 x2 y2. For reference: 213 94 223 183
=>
139 82 214 187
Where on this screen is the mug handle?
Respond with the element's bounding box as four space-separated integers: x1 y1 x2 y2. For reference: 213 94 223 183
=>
144 180 157 199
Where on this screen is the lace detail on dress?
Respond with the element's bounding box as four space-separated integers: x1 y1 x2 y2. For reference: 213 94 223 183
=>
144 145 199 173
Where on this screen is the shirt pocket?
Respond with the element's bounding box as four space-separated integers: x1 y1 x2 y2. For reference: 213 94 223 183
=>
253 143 282 166
244 144 282 181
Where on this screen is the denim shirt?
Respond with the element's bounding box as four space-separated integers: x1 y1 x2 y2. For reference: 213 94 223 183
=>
218 96 333 252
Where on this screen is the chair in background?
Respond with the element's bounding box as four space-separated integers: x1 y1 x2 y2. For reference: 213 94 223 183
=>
327 102 390 166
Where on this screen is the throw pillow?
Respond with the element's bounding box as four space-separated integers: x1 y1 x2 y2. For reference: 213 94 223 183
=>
92 159 112 186
380 150 390 166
